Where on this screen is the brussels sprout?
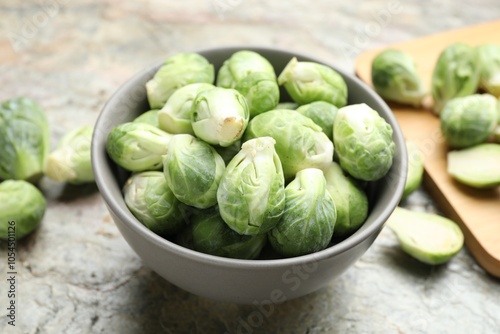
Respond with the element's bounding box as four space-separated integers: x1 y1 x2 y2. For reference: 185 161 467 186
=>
403 141 424 199
0 98 49 182
123 171 185 235
235 72 280 117
296 101 338 140
244 109 334 179
217 137 285 236
191 207 267 259
386 207 464 265
274 102 298 110
133 109 160 127
216 50 276 88
146 53 215 109
477 44 500 97
163 134 225 209
431 43 479 114
158 83 215 135
440 94 497 148
0 180 46 240
447 143 500 188
333 103 395 181
324 162 368 238
371 49 427 106
191 87 249 147
277 57 347 107
45 126 94 184
268 168 336 257
106 122 172 172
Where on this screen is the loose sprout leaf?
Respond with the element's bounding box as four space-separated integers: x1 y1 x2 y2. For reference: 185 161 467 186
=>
386 207 464 265
447 143 500 188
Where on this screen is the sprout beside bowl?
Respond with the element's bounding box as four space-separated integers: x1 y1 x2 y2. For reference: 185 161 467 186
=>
91 47 407 304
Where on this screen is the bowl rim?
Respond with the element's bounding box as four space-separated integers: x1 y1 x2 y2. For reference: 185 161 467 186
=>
91 46 407 270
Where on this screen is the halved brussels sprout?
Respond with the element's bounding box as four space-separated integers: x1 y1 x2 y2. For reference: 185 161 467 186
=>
477 43 500 97
440 94 497 148
133 109 160 127
217 137 285 236
158 83 215 135
333 103 395 181
244 109 334 179
403 141 424 199
191 207 267 259
191 87 249 147
146 53 214 109
386 207 464 265
324 162 368 238
431 43 479 115
371 49 427 106
106 122 172 172
45 126 94 184
0 98 49 182
296 101 338 141
0 180 46 240
123 171 186 235
163 134 225 208
447 143 500 188
278 57 347 107
268 168 336 257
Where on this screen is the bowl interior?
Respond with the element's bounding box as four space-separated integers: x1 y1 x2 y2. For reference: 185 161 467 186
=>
92 47 407 268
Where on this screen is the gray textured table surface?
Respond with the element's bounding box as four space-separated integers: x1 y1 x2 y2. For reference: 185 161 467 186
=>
1 1 499 333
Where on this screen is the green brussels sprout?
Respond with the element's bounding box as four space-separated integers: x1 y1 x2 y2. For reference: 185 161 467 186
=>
431 43 479 115
324 162 368 238
333 103 395 181
146 53 215 109
158 83 215 135
402 141 424 199
133 109 160 127
235 72 280 117
447 143 500 188
217 137 285 236
268 168 336 257
296 101 338 140
106 122 172 172
274 102 298 110
191 87 249 147
45 126 94 184
163 134 225 208
191 207 267 259
371 49 427 106
216 50 276 88
244 109 334 180
123 171 186 235
0 98 49 182
0 180 46 240
277 57 348 107
440 94 497 148
386 207 464 265
477 44 500 97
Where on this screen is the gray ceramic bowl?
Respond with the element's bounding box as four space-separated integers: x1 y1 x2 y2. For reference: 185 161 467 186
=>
91 47 407 304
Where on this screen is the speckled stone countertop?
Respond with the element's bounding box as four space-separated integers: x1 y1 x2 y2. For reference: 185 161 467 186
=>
1 1 499 333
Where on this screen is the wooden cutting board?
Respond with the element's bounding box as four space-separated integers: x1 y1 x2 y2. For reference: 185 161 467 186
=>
355 20 500 277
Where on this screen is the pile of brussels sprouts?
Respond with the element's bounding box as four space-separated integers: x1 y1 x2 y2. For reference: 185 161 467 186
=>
0 98 95 240
371 43 500 189
106 50 396 259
